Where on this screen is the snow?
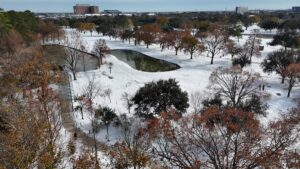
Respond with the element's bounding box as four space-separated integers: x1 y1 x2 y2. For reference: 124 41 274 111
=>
242 24 278 35
61 28 300 147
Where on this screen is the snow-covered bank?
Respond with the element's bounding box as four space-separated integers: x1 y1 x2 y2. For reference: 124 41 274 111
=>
70 30 299 125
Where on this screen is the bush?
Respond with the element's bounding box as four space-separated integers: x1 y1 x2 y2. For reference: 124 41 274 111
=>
232 56 251 68
202 93 223 108
132 79 189 118
239 94 269 116
94 106 119 132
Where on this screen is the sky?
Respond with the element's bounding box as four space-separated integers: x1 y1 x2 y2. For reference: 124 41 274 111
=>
0 0 299 12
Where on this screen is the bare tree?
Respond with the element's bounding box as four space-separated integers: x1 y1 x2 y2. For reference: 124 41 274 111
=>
92 39 111 69
182 35 205 59
169 31 186 55
200 24 228 64
63 31 84 80
74 95 88 120
153 107 300 169
107 62 113 74
121 92 133 114
245 32 261 63
80 76 102 160
224 39 242 60
261 49 296 84
190 92 203 114
286 63 300 97
104 89 112 103
82 75 102 101
139 24 161 48
107 117 153 169
209 66 261 107
80 44 87 72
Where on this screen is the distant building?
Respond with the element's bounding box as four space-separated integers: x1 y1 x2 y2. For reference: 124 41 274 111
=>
73 4 99 15
102 10 122 15
236 6 248 15
292 6 300 13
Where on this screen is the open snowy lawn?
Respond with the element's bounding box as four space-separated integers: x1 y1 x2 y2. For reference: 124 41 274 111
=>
69 29 299 143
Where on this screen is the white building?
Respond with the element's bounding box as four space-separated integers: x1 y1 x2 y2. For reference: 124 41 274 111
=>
236 6 248 15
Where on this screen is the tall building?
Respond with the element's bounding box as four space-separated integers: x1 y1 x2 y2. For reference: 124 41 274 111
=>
236 6 248 15
89 6 99 14
73 4 99 15
292 7 300 13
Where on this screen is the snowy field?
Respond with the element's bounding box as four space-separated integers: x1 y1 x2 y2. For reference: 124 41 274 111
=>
66 26 300 145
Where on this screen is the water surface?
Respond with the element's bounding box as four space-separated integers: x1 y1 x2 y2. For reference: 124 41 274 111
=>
111 49 180 72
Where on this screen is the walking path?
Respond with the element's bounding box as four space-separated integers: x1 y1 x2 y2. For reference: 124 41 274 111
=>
58 51 108 153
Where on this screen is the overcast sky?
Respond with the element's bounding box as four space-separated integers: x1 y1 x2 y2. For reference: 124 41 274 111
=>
1 0 299 12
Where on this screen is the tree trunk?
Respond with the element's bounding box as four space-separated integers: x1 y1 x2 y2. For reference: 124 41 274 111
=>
287 85 292 97
80 107 83 119
147 44 149 48
93 130 98 159
97 57 101 69
190 52 193 59
106 124 109 141
287 78 293 97
175 48 178 55
211 54 215 64
83 55 86 72
72 70 77 80
281 76 285 84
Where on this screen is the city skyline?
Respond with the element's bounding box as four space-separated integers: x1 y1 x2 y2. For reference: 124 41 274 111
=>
1 0 299 12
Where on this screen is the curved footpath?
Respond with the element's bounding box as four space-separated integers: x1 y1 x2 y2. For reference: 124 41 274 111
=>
58 53 108 153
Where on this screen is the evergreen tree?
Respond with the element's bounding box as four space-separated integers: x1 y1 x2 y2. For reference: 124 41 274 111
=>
132 79 189 118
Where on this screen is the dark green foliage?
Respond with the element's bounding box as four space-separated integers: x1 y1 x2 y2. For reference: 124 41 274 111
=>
232 56 251 68
202 93 268 115
269 32 300 50
94 106 119 132
227 24 243 39
194 20 210 33
259 18 280 31
95 106 118 124
5 10 38 42
115 15 131 30
0 13 11 39
261 49 298 83
202 93 223 108
96 24 112 36
132 79 189 118
241 15 257 30
239 94 268 116
121 30 134 42
279 19 300 31
0 114 9 132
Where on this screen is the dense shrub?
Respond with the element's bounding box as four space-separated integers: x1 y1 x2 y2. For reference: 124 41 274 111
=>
132 79 189 118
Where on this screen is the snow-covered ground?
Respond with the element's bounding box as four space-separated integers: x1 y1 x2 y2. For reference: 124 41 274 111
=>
242 24 278 35
67 29 300 145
